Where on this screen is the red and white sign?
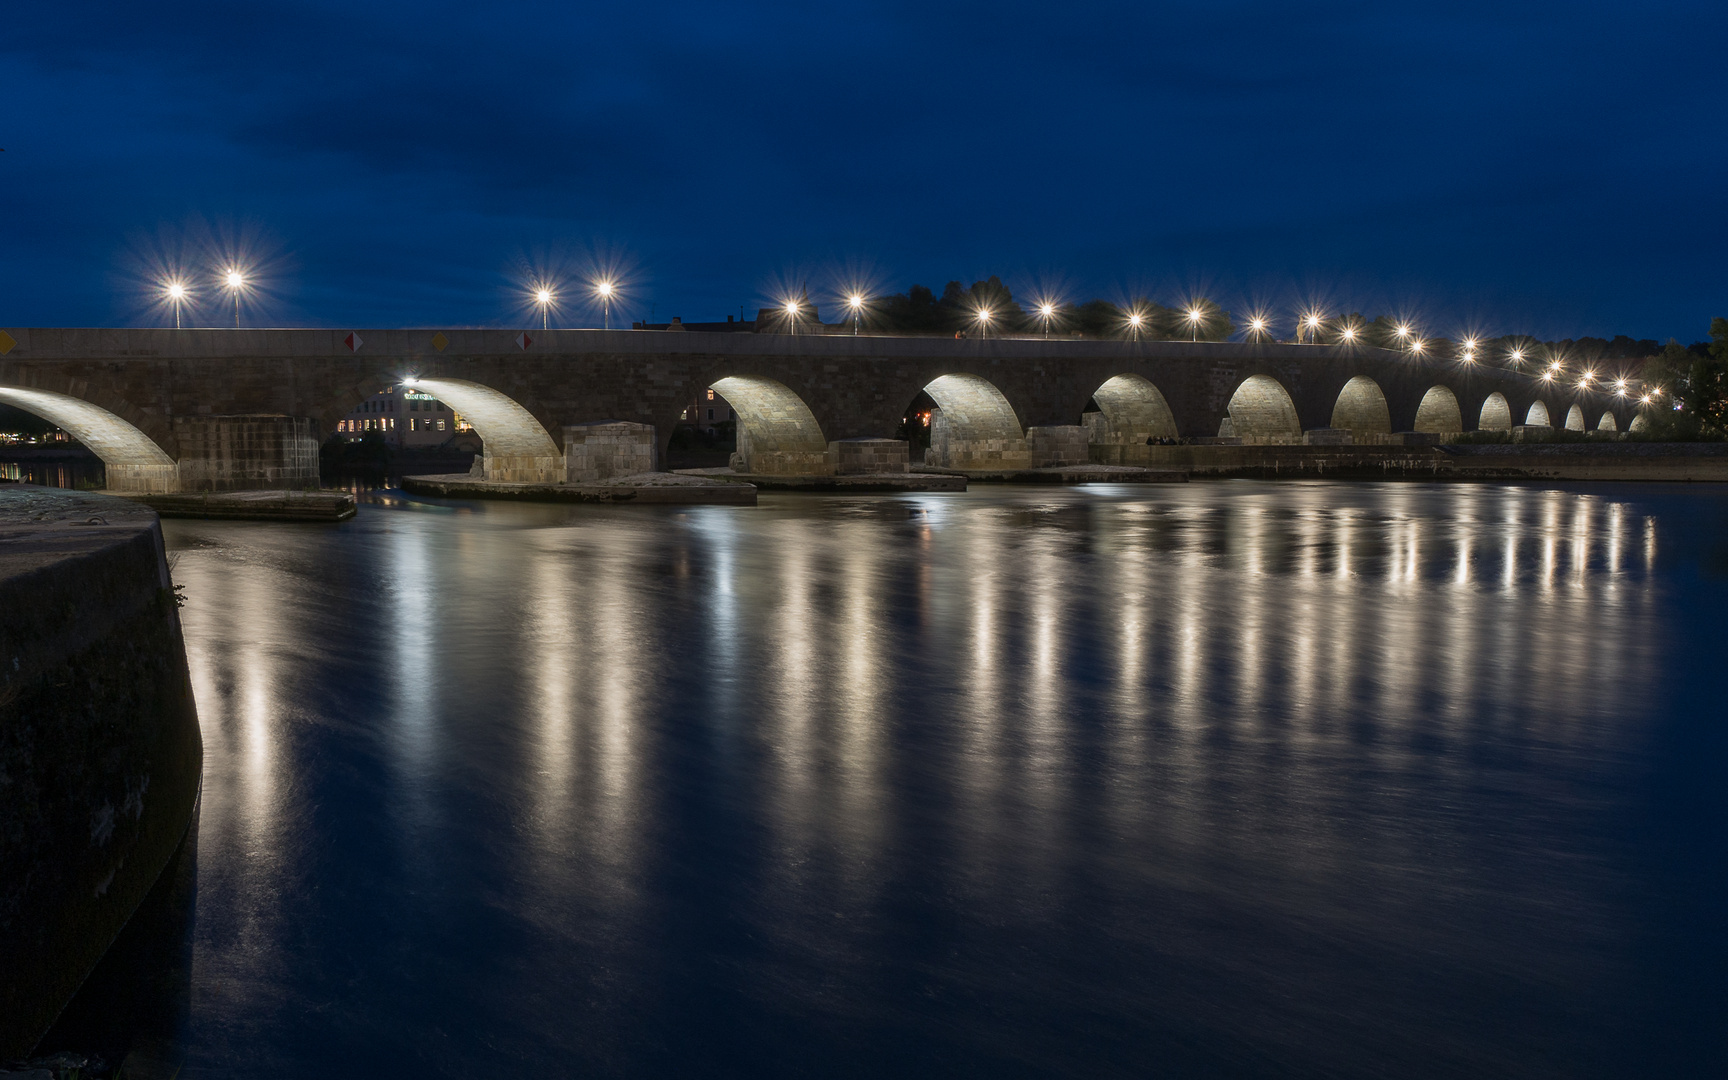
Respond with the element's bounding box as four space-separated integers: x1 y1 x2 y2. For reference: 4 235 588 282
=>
344 332 363 352
515 332 532 351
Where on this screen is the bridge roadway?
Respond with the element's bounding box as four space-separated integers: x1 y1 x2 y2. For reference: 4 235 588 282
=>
0 327 1633 492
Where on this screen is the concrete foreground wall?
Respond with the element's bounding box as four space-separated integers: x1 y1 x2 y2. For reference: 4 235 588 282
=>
0 489 202 1057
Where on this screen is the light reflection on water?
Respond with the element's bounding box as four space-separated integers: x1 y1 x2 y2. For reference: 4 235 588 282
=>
163 482 1727 1078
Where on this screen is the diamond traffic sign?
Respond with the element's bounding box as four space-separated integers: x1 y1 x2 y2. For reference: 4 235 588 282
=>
516 332 532 351
344 332 363 352
0 330 15 355
431 332 448 352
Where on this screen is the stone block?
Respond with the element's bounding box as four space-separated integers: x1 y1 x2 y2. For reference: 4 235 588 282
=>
172 414 320 491
1027 425 1089 466
1512 425 1555 443
1303 427 1353 445
564 421 656 482
483 450 565 484
828 438 908 474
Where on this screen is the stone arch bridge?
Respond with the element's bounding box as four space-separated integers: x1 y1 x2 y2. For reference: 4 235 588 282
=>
0 328 1634 492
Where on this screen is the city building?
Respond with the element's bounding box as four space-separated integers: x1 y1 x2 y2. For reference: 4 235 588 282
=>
334 385 473 448
682 386 736 435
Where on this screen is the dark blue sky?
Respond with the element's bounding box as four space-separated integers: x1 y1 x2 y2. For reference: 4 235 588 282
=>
6 1 1724 339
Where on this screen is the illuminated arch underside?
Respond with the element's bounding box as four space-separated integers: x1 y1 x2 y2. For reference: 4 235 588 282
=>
1330 376 1391 436
1092 374 1177 440
1226 375 1301 440
0 384 177 491
710 375 829 474
1414 386 1463 434
1479 393 1513 431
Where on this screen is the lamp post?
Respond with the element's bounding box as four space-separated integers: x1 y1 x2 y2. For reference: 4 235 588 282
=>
975 307 993 339
222 269 245 328
535 288 553 330
594 279 615 329
1039 303 1056 339
1127 311 1144 341
1302 313 1322 345
1247 316 1267 342
784 298 801 335
847 294 864 335
1186 307 1202 342
165 281 187 329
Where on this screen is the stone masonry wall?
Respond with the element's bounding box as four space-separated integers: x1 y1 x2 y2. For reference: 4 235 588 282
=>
564 421 656 481
172 415 319 491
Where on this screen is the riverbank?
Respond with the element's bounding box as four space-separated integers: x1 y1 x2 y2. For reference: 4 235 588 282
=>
101 489 357 522
1088 441 1728 481
401 471 758 504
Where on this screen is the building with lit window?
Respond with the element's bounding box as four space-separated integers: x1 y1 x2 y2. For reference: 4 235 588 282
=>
335 386 473 448
682 387 736 435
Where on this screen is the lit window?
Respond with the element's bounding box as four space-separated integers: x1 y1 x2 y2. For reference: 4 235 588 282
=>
707 389 715 400
438 419 446 430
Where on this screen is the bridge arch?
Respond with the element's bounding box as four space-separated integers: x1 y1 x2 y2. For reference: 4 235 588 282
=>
1597 411 1618 432
400 377 562 483
1089 374 1178 442
1526 400 1552 427
710 375 829 475
921 373 1029 469
1226 375 1301 441
0 385 177 492
1479 392 1513 431
1414 386 1463 434
1565 404 1586 431
1329 376 1391 437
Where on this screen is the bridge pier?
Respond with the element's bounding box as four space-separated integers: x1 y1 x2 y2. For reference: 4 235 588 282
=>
1027 425 1089 467
172 415 320 492
927 408 1032 470
564 422 655 481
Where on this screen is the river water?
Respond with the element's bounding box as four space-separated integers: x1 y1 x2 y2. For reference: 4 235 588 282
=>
153 481 1725 1077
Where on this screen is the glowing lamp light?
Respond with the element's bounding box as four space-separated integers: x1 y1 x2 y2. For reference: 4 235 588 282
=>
225 270 244 289
1249 318 1266 332
595 280 615 298
1582 370 1595 381
784 300 801 316
1040 304 1056 318
1304 315 1321 328
847 294 864 311
977 308 993 322
166 282 186 300
1641 394 1652 404
1410 340 1426 355
1394 324 1411 339
1615 378 1628 391
1510 349 1524 363
1187 308 1202 323
1542 370 1555 381
536 289 552 304
1341 327 1356 342
1128 313 1144 328
402 376 420 386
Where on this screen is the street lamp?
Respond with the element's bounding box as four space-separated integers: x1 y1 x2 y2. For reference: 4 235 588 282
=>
1509 348 1524 366
1247 316 1268 341
593 279 615 329
1038 302 1056 339
1340 326 1357 344
975 307 994 338
535 287 554 330
164 280 188 329
1127 311 1144 341
1302 313 1322 344
783 298 802 334
221 268 246 328
847 293 864 335
1185 307 1203 342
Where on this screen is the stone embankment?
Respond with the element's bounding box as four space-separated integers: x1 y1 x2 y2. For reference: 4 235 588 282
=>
0 489 202 1059
1091 442 1728 481
402 471 759 505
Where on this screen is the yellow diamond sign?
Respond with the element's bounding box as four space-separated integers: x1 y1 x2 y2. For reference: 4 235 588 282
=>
431 331 448 352
0 330 15 355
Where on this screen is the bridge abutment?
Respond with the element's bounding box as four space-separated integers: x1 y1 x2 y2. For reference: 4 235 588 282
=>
172 415 320 492
564 422 656 481
1027 425 1090 467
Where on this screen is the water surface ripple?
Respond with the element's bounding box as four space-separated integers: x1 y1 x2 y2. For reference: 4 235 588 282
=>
163 482 1728 1077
